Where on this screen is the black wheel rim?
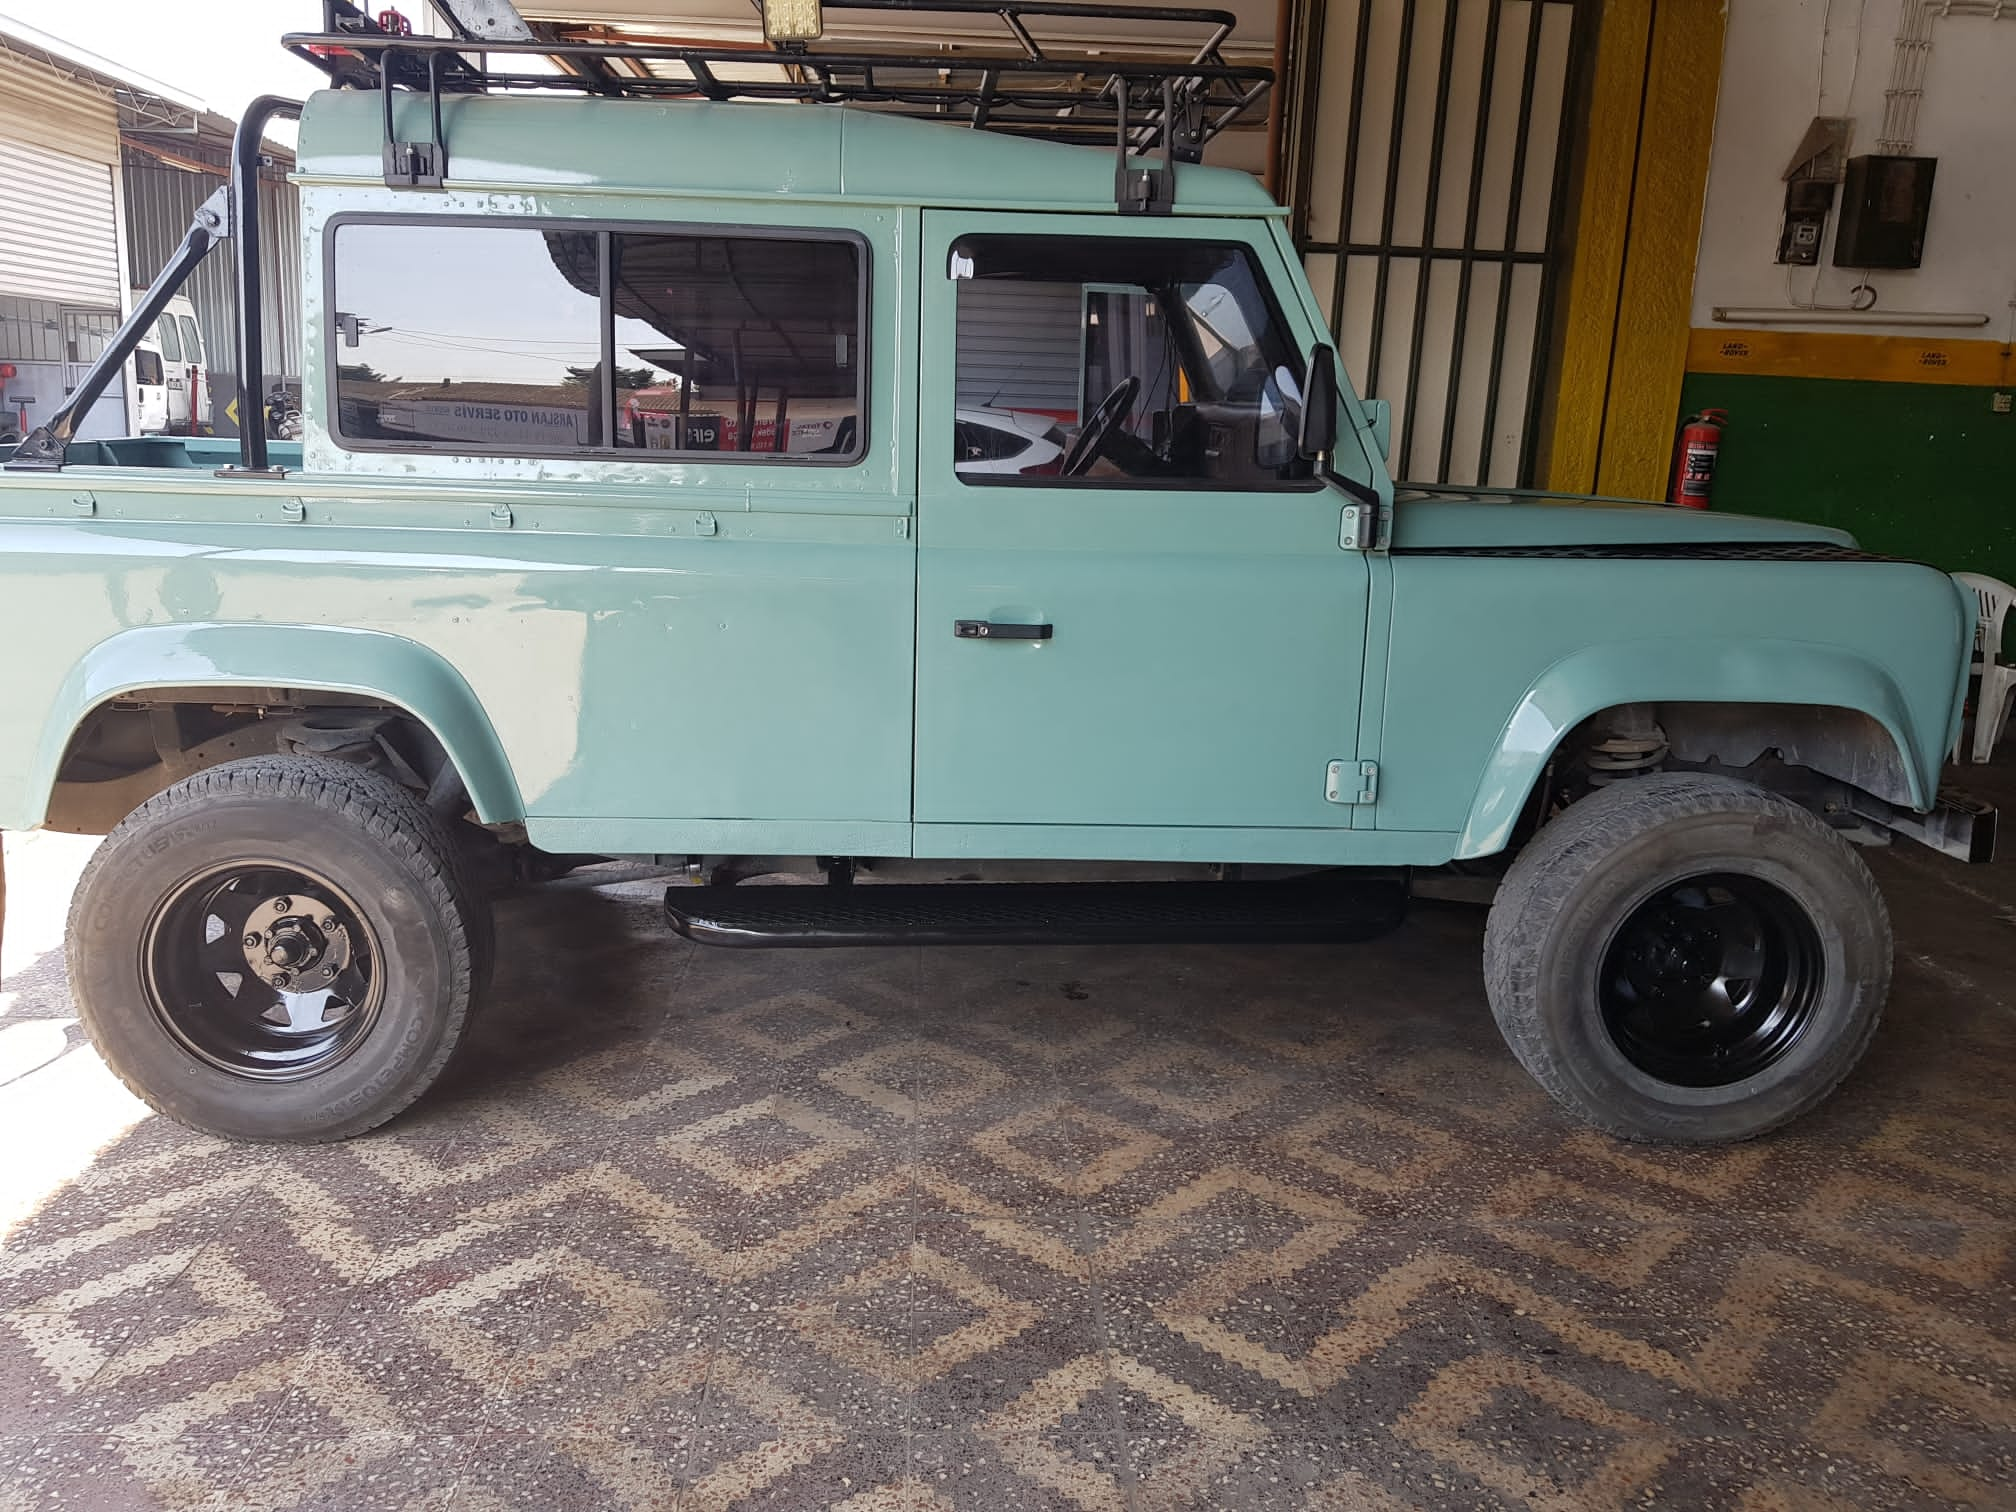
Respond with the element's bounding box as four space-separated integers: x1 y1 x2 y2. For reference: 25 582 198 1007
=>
1597 872 1823 1088
140 862 384 1081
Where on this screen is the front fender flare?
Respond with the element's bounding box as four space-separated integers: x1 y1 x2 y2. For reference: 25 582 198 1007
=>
1453 638 1927 858
24 622 524 828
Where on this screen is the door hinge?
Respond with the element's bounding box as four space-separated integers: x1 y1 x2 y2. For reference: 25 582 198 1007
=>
1325 759 1378 805
280 496 305 523
488 502 513 529
1339 503 1371 550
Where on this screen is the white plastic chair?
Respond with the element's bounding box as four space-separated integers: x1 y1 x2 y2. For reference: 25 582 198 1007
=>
1955 571 2016 764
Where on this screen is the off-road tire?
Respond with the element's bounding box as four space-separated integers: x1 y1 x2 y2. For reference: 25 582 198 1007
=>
67 755 488 1142
1483 773 1891 1143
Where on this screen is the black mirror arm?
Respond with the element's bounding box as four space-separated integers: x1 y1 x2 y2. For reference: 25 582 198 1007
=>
1327 467 1381 508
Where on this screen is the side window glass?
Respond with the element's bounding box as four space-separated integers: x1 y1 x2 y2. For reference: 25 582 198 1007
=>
951 235 1310 488
178 315 204 365
329 222 864 463
154 316 182 364
332 223 603 451
610 234 862 458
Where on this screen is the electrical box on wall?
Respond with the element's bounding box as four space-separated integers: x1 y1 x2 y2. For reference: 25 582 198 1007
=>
1777 179 1837 265
1834 155 1937 269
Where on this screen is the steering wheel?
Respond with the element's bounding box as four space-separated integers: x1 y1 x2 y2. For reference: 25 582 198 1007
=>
1061 376 1141 478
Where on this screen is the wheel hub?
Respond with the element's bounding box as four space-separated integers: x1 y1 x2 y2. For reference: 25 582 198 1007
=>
239 895 350 997
141 863 382 1079
1598 873 1823 1088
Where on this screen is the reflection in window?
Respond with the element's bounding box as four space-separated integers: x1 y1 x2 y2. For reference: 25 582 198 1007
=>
612 235 860 457
331 224 603 450
329 223 862 461
951 236 1309 487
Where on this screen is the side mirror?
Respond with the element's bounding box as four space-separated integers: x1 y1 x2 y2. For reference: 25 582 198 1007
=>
1362 398 1392 460
1298 344 1338 460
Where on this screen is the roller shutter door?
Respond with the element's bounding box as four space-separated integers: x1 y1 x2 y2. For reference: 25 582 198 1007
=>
0 67 121 305
955 280 1083 418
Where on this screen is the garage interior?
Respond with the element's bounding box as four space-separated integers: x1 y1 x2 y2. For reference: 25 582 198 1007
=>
2 0 2015 1508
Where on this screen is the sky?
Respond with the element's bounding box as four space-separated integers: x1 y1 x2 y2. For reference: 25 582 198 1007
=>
0 1 340 129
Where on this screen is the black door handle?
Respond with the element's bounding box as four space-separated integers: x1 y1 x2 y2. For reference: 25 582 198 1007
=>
954 619 1052 640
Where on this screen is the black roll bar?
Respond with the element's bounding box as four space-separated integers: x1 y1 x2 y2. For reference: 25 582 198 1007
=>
226 96 303 477
4 97 302 475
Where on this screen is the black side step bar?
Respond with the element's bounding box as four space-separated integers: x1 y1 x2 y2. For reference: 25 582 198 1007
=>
665 878 1408 948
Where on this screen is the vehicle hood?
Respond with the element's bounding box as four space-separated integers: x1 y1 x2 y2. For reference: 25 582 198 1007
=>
1387 484 1858 552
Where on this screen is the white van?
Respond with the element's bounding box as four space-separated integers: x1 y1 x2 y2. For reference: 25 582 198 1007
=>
130 293 210 435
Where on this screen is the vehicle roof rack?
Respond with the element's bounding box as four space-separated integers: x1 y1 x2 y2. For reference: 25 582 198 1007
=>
285 0 1271 214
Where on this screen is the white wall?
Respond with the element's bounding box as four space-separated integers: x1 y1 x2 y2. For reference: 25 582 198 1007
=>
1692 0 2016 341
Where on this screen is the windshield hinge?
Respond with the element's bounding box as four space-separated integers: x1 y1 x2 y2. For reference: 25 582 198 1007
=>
381 48 448 188
1112 77 1201 216
1325 760 1378 805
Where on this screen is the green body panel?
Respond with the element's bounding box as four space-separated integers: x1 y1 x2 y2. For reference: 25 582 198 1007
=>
1388 487 1853 548
910 822 1450 866
0 94 1977 866
1378 538 1968 852
1677 372 2016 611
0 498 915 847
298 91 1282 219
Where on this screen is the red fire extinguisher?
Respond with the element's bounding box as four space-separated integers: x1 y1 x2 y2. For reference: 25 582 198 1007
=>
1669 407 1728 508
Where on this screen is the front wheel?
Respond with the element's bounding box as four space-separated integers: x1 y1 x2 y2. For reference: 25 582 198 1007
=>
1482 774 1892 1143
67 756 487 1142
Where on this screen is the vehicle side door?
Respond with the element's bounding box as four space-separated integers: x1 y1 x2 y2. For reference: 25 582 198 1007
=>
912 212 1374 859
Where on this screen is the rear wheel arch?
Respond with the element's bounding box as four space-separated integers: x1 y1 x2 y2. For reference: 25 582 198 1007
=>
28 625 523 835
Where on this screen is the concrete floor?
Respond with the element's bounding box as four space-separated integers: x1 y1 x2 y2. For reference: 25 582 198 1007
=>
1 781 2013 1511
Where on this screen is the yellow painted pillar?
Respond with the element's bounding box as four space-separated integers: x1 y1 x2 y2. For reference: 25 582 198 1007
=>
1542 0 1652 494
1544 0 1727 500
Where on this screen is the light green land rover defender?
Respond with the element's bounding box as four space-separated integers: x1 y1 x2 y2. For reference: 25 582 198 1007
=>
0 2 1993 1147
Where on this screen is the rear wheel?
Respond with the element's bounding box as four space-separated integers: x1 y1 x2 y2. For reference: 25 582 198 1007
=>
1483 774 1891 1143
68 756 486 1142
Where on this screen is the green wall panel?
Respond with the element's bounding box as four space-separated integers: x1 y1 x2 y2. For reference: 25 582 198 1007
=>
1679 373 2016 589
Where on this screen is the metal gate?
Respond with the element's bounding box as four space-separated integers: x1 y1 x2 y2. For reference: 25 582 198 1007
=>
1283 0 1590 486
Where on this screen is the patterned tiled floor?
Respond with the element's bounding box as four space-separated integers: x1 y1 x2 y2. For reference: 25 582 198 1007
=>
1 812 2013 1510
